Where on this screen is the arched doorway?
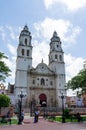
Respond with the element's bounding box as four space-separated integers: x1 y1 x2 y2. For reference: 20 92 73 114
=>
39 94 47 107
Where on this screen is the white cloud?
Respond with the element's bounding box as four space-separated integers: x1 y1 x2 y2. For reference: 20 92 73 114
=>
7 44 16 56
0 26 21 58
32 40 49 67
64 53 85 82
6 26 16 40
0 26 19 85
0 26 21 44
0 26 6 41
34 18 81 46
63 26 81 46
6 26 21 41
44 0 86 12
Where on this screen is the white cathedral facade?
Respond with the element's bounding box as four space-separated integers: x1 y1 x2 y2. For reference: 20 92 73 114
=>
14 25 66 108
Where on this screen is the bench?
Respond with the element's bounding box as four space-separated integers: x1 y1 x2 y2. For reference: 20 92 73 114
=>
0 115 11 125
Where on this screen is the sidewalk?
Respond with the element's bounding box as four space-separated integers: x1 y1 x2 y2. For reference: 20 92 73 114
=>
0 117 86 130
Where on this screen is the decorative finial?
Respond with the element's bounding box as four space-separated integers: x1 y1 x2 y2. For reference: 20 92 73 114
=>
53 31 57 37
23 24 28 31
42 58 43 63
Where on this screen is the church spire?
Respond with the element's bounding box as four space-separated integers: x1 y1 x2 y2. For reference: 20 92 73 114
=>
17 25 33 69
49 31 64 67
19 25 32 46
19 25 31 37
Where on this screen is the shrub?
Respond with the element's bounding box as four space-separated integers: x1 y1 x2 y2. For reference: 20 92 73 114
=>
64 108 71 118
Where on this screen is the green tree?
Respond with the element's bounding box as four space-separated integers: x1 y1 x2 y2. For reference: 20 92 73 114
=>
0 52 11 82
66 69 86 94
0 94 10 113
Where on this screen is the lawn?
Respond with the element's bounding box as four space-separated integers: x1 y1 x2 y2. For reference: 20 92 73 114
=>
54 116 86 122
0 118 18 125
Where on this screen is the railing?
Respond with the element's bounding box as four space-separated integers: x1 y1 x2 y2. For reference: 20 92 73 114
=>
69 107 86 115
20 107 86 116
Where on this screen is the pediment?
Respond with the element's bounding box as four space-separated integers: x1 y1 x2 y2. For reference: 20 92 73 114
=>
30 63 55 75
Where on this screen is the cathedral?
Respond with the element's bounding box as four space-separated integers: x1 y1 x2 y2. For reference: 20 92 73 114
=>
14 25 66 108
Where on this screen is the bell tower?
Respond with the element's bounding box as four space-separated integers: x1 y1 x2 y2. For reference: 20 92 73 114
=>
49 31 64 72
49 31 66 107
14 25 33 97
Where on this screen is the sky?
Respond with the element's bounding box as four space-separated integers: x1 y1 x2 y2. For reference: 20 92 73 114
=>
0 0 86 96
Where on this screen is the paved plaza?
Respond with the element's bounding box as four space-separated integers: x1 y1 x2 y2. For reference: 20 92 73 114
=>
0 117 86 130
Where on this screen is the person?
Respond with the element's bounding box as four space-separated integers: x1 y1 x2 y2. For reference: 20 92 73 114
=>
44 111 48 119
6 110 12 125
76 113 82 122
34 109 39 123
21 109 25 122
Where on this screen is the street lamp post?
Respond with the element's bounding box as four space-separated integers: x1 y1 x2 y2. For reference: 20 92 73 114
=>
61 93 65 123
59 89 66 123
30 101 33 117
30 99 36 117
18 90 26 125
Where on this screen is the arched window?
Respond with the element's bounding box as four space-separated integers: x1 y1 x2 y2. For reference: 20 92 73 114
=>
25 38 27 45
59 55 62 61
57 45 59 48
22 49 24 55
50 81 53 86
32 80 35 84
41 78 45 85
27 50 29 56
55 54 57 59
